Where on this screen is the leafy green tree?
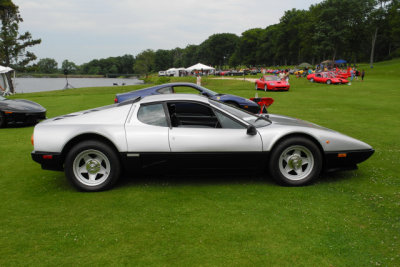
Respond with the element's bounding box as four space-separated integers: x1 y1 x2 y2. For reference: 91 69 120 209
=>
37 58 58 73
61 59 78 74
0 0 41 92
197 33 239 67
154 49 173 71
234 28 264 66
181 45 199 67
133 49 155 76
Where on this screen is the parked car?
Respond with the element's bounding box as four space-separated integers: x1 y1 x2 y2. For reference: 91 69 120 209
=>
158 71 166 76
31 94 374 191
114 82 260 113
255 75 290 91
307 72 348 84
0 96 46 128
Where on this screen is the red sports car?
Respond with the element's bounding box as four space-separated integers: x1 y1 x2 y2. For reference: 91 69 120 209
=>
255 75 290 91
307 72 348 84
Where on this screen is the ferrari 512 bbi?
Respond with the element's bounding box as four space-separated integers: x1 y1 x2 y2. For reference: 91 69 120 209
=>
31 94 374 191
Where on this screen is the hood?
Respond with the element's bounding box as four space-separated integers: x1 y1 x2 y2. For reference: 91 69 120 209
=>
0 99 46 112
267 80 287 85
268 114 333 131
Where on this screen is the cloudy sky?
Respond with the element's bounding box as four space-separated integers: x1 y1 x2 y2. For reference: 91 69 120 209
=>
14 0 322 66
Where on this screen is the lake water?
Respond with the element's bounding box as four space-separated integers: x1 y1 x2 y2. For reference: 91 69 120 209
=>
13 77 144 93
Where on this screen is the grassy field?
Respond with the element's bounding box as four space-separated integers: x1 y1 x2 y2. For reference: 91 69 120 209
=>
1 59 399 266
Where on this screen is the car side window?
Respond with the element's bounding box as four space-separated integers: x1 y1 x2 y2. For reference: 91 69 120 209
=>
167 102 219 128
157 87 173 94
214 110 245 129
137 103 168 127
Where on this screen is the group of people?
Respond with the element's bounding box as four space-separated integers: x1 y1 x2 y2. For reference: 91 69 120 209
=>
278 70 290 83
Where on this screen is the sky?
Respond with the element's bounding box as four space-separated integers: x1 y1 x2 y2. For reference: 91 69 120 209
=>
14 0 323 66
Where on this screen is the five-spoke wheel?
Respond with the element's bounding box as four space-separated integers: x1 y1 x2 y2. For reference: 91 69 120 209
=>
65 140 120 191
269 137 322 186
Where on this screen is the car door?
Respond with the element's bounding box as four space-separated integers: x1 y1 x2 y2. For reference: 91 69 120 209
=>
167 101 263 170
314 73 323 83
125 103 171 170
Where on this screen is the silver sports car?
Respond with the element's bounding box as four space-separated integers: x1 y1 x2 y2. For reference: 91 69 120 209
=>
31 94 374 191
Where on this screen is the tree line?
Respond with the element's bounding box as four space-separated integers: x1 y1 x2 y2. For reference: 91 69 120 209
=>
2 0 400 80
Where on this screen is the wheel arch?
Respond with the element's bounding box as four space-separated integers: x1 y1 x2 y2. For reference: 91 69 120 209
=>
61 133 121 161
269 133 325 164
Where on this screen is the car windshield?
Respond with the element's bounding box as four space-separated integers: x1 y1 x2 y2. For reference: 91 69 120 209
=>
196 85 219 96
263 76 280 81
209 99 271 128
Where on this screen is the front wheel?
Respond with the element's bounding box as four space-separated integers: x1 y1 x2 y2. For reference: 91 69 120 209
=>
310 78 314 83
264 84 268 91
326 80 332 85
65 140 121 191
268 137 322 186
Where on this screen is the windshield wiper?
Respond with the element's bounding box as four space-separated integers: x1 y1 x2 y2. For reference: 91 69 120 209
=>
254 115 271 123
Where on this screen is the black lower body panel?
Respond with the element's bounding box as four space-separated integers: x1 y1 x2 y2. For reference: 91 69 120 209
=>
31 151 63 171
324 149 374 172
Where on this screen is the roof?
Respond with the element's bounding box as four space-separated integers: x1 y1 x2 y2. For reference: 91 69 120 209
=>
139 93 210 104
186 63 215 71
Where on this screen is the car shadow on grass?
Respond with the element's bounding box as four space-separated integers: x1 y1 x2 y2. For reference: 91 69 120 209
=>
117 170 276 188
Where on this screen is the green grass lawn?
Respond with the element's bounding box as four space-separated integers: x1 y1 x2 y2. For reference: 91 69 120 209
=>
1 60 399 266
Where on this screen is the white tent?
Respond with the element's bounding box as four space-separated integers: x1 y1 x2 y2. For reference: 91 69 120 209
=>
0 65 14 95
185 63 215 72
0 65 13 74
166 67 187 77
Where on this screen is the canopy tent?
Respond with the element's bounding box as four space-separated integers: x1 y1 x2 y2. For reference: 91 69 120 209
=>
321 60 334 64
166 67 187 77
297 62 312 68
0 65 15 95
335 59 347 64
0 65 13 74
185 63 215 72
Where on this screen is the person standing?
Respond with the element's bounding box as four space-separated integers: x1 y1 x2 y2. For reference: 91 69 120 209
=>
196 74 202 86
361 70 365 81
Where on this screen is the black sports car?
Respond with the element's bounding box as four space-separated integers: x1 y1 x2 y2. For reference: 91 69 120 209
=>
0 96 46 128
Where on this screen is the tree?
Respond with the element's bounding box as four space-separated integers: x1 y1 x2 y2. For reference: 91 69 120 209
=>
37 58 58 73
133 49 155 76
197 33 239 67
0 0 41 92
61 59 78 74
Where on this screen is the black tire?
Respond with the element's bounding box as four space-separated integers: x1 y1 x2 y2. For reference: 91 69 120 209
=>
64 140 121 191
326 80 332 85
264 84 268 91
310 78 314 83
268 137 322 186
0 112 6 128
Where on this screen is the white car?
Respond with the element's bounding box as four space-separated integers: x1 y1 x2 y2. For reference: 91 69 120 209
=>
31 94 374 191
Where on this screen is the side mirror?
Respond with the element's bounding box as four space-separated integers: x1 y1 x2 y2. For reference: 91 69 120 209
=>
246 125 257 136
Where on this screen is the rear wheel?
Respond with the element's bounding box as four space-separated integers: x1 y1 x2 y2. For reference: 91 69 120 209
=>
0 112 6 128
326 80 332 85
65 140 121 191
310 78 314 83
268 137 322 186
264 84 268 91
